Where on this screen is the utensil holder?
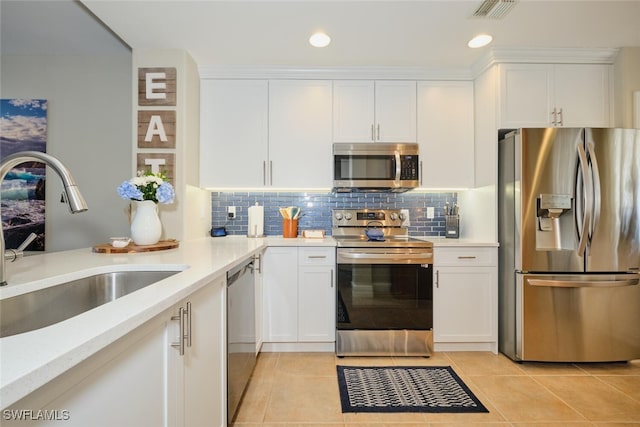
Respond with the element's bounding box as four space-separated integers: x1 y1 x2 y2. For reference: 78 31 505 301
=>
283 218 298 238
445 215 459 239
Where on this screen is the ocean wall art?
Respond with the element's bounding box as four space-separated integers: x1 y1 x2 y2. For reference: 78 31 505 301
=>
0 99 48 251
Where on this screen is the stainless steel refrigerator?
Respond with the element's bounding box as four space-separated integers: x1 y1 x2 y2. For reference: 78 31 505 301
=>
498 128 640 362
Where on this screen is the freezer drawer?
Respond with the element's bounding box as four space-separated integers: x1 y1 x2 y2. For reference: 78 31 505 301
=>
518 273 640 362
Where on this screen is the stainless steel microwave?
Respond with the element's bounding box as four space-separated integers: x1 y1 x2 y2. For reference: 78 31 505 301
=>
333 143 420 192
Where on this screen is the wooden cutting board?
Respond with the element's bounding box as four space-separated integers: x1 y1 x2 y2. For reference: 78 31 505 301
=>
92 239 179 254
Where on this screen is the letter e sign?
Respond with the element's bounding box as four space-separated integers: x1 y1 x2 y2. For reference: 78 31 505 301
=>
138 67 176 106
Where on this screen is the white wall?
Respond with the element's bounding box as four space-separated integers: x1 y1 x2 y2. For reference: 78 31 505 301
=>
1 54 132 251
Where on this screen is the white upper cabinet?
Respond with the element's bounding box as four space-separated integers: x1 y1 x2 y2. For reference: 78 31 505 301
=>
200 79 332 189
499 63 611 128
200 79 268 189
417 81 475 188
333 80 417 142
268 80 333 188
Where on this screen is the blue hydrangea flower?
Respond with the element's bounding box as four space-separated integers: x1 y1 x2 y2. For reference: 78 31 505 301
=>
156 182 175 204
117 181 143 201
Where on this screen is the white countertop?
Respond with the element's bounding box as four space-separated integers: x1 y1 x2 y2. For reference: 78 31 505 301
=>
0 234 495 408
0 235 333 409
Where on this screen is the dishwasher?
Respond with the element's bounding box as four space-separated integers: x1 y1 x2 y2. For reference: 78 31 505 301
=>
226 258 256 424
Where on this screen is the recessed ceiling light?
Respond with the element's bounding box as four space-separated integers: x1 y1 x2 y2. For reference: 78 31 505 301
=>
309 32 331 48
468 34 493 48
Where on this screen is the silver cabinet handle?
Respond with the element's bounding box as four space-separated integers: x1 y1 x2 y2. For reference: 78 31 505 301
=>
269 161 273 186
551 107 557 126
171 306 185 356
436 270 440 288
185 301 192 348
377 124 380 141
262 161 266 186
420 160 423 186
308 255 327 259
331 269 334 288
558 107 563 126
371 124 375 141
254 253 262 273
457 256 477 259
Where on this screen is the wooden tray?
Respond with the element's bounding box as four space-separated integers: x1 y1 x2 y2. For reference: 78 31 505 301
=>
92 239 179 254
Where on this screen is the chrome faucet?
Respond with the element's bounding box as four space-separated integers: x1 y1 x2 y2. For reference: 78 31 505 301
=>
1 151 88 286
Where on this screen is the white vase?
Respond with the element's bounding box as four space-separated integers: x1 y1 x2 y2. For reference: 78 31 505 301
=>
130 200 162 245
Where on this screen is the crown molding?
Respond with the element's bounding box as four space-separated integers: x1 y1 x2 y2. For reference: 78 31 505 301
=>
198 65 473 81
199 48 620 81
471 47 620 77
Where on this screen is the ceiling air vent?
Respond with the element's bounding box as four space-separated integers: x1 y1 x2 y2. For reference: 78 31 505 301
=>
471 0 516 19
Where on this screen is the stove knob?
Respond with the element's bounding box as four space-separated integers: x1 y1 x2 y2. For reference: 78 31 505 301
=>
344 212 353 220
335 212 343 220
399 212 407 220
376 212 385 220
390 213 398 221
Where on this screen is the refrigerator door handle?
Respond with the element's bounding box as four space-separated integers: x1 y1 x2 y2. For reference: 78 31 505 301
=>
528 277 639 288
575 135 592 257
584 129 601 240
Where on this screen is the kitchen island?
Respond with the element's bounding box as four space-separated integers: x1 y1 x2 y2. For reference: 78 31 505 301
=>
0 236 334 412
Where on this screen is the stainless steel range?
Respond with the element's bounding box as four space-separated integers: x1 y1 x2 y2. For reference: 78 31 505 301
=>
333 209 434 357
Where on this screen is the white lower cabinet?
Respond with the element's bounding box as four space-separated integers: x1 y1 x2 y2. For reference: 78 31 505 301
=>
4 277 226 427
180 276 226 427
262 247 299 343
433 246 498 353
298 247 336 342
262 246 335 351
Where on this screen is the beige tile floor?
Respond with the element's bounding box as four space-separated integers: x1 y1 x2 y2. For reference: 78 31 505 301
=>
231 351 640 427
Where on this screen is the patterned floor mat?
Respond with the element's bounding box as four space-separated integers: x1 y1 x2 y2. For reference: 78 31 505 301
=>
337 365 489 413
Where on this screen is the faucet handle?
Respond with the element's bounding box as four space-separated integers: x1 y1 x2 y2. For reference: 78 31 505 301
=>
4 233 38 262
17 233 37 252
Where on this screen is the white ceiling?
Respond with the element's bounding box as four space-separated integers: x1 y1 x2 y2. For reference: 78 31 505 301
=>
3 0 640 70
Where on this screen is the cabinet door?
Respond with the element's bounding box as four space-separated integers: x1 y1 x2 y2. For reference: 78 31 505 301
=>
183 277 226 427
200 79 268 188
333 80 375 142
262 247 298 342
4 318 174 427
298 247 336 342
298 266 335 342
375 80 417 142
554 64 611 127
417 81 474 188
499 64 553 128
433 266 497 343
269 80 333 188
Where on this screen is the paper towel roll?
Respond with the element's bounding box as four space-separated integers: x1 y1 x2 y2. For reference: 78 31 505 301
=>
247 204 264 237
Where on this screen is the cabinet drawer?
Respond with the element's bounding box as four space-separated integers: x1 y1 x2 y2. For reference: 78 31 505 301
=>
434 247 497 267
298 247 335 266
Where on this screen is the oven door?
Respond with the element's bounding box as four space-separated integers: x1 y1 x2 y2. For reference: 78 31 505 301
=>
336 248 433 356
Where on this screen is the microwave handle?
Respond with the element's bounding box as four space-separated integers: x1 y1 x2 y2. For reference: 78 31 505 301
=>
394 151 401 182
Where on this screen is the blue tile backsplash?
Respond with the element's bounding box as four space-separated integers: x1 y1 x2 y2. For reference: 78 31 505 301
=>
211 191 457 237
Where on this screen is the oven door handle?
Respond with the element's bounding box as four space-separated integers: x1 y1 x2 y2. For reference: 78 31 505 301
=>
338 251 433 265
